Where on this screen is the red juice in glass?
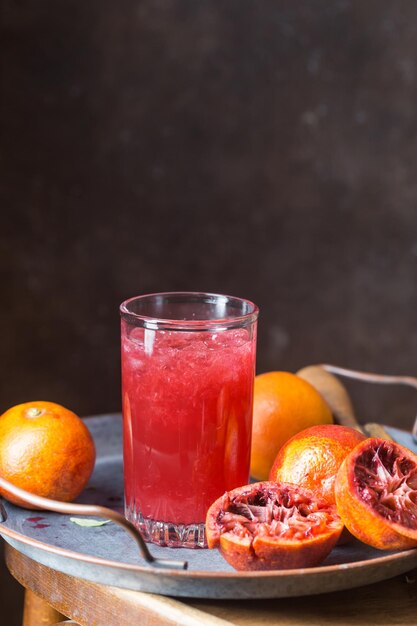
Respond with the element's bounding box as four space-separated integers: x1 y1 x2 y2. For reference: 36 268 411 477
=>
120 292 258 548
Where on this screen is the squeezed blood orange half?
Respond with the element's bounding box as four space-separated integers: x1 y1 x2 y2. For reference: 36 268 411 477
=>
335 438 417 550
206 481 343 571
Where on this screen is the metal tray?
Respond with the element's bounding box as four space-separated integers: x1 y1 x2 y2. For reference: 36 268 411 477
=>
1 413 417 599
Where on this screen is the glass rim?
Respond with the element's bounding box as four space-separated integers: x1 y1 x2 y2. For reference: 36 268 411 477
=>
120 291 259 331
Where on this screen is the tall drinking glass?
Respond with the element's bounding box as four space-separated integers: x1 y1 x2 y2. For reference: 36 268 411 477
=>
120 292 258 548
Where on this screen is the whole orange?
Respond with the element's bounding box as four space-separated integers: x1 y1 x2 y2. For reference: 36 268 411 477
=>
0 401 96 507
269 424 366 504
250 372 333 480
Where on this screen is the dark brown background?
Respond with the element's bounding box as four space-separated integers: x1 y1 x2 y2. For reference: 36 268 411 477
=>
1 1 417 622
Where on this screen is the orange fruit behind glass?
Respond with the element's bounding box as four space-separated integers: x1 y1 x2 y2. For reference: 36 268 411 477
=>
269 424 366 505
250 371 333 480
0 401 96 507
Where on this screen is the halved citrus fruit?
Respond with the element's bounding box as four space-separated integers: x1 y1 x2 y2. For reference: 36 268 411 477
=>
206 481 343 570
270 424 366 504
335 437 417 550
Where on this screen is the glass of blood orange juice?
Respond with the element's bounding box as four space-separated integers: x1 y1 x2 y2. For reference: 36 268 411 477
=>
120 292 258 548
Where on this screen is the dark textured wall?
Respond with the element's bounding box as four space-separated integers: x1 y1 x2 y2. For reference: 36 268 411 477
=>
1 2 417 621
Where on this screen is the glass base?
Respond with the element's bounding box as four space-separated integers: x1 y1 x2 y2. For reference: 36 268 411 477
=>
126 506 207 548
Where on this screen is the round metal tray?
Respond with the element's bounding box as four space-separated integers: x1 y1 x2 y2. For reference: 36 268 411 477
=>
1 414 417 599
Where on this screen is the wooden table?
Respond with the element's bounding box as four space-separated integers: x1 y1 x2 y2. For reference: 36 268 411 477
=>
4 543 417 626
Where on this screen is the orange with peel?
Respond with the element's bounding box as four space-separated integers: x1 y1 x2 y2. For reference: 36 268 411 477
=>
206 481 343 571
335 437 417 551
0 401 95 507
250 372 333 480
269 424 366 504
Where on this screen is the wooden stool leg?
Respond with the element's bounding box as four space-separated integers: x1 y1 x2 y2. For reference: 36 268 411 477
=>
22 589 66 626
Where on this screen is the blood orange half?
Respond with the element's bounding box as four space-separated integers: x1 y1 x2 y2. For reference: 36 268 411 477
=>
206 481 343 571
335 437 417 550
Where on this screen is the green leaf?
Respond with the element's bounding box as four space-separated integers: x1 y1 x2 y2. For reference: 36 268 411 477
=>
69 517 111 527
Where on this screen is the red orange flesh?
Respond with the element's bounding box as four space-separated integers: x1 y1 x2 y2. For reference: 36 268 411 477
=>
206 481 343 570
335 437 417 550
